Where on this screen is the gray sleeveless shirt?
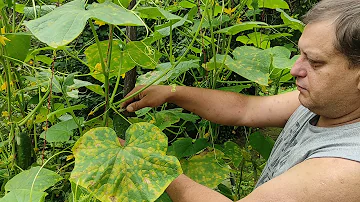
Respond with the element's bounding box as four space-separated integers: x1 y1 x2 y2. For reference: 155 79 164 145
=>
255 105 360 188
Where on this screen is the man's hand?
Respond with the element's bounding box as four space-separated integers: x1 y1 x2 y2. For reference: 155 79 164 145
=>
121 85 173 112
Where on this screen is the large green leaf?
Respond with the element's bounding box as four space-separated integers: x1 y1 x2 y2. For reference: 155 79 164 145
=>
277 8 304 32
4 33 31 62
216 21 267 35
0 190 47 202
226 46 271 85
181 150 229 189
70 123 182 202
249 132 274 160
136 60 199 85
5 167 62 192
84 40 135 83
24 0 143 48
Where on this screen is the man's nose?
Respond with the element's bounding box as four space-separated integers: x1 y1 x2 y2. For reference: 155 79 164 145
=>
290 56 307 77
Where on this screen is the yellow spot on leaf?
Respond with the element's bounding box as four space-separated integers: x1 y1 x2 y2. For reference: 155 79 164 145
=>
95 63 102 72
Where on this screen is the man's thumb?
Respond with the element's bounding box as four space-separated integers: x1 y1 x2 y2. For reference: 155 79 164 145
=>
126 104 135 112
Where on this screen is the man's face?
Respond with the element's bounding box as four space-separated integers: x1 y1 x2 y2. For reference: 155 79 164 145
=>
290 20 360 119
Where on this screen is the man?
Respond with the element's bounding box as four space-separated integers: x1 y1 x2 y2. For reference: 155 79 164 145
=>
121 0 360 201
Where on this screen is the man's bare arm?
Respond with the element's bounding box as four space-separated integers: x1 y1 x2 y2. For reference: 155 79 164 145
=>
121 85 300 128
166 158 360 202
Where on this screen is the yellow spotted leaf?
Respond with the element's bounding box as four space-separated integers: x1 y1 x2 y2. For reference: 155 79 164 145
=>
180 149 230 189
71 123 182 202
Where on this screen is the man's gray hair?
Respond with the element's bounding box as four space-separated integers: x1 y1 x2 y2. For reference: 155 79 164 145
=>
303 0 360 66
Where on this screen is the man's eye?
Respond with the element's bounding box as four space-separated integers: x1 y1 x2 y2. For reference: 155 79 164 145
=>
308 59 321 67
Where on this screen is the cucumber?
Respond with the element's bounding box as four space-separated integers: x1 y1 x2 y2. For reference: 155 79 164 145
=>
15 132 33 169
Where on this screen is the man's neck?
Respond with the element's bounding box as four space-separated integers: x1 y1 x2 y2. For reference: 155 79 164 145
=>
317 107 360 127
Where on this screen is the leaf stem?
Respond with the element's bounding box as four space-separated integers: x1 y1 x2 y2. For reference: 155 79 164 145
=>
88 19 110 126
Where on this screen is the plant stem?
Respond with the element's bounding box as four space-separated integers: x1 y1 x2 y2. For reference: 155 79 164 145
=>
88 20 110 126
0 54 15 165
103 24 114 126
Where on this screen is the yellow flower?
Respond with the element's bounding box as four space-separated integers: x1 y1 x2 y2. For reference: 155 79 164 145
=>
1 82 6 91
224 7 236 15
0 35 10 46
1 27 5 34
88 111 94 116
236 17 242 24
1 111 9 117
94 20 106 27
121 73 126 79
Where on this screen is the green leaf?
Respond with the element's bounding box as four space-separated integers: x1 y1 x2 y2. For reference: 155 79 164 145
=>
117 0 132 8
216 21 267 35
14 4 25 13
84 40 134 83
136 60 199 85
170 138 209 159
226 46 271 85
113 115 130 139
47 104 87 119
62 72 76 93
86 84 105 96
0 0 6 9
4 33 31 62
277 8 304 32
179 0 196 8
217 184 234 200
124 41 162 69
0 189 47 202
70 123 182 202
5 166 62 192
24 0 143 48
23 5 56 19
181 150 229 189
40 118 82 142
205 54 230 71
223 141 243 167
247 0 289 9
152 110 181 130
155 192 172 202
249 131 274 160
136 7 183 23
217 85 251 93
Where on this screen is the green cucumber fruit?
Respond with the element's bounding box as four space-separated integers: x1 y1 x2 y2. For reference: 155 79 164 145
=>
16 132 33 169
